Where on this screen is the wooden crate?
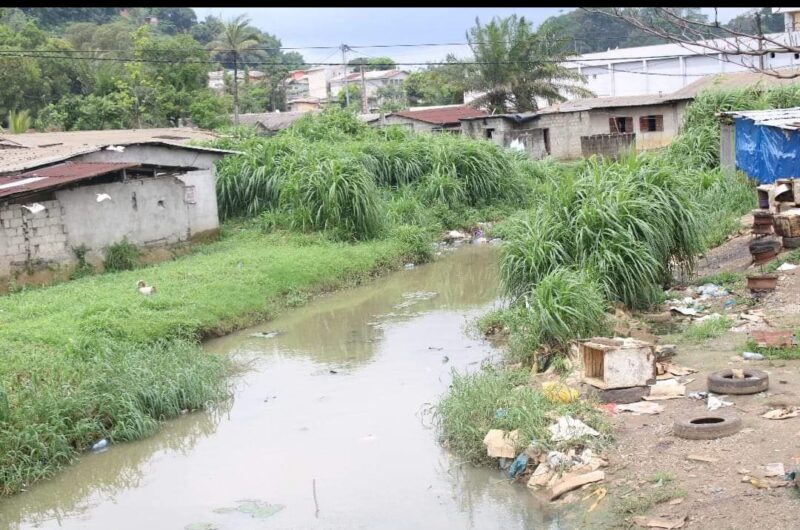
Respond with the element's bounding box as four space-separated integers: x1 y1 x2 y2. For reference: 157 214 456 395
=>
580 337 656 390
775 209 800 238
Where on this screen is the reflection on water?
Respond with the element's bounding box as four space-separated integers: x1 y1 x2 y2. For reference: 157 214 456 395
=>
1 244 564 530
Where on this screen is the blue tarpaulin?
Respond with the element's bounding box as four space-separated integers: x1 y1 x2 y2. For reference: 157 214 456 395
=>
735 117 800 184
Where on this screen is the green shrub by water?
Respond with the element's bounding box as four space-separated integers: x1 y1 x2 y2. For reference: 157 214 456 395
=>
434 366 609 464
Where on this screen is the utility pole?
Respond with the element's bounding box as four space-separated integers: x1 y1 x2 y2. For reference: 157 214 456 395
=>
360 64 368 114
340 44 350 107
232 50 239 126
756 12 765 70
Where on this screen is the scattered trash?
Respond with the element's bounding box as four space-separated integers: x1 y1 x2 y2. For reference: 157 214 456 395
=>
695 312 724 323
249 331 280 339
527 464 554 488
687 454 718 463
688 391 709 400
91 439 108 452
724 299 736 310
731 368 745 379
643 379 686 401
696 283 729 298
444 230 468 241
489 238 503 245
615 402 664 415
632 515 687 529
655 344 677 360
707 395 734 411
656 362 697 377
547 451 571 469
508 452 529 479
764 463 786 477
763 407 800 420
547 416 600 442
584 486 607 512
742 351 765 360
404 263 415 270
777 262 798 271
542 381 579 403
548 470 605 501
137 280 156 296
670 306 699 316
494 408 507 419
483 429 519 458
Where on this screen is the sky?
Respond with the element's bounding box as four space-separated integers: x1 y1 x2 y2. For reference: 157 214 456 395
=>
192 7 754 67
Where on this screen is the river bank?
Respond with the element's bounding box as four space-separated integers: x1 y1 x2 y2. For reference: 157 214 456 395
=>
0 226 430 495
0 244 571 530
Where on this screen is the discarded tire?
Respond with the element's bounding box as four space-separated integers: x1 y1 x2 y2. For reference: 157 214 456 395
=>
749 239 781 253
707 368 769 395
784 236 800 249
673 415 742 440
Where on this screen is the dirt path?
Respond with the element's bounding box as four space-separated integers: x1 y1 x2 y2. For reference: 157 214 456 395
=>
576 220 800 529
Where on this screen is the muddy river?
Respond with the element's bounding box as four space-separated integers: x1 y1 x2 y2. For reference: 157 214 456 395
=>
0 245 565 530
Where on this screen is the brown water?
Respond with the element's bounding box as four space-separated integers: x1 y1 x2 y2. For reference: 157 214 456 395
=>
0 245 565 530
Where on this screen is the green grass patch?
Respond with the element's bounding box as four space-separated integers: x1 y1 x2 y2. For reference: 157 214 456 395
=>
612 484 686 518
744 338 800 360
681 316 732 342
0 226 428 495
433 366 609 465
764 249 800 273
691 271 745 287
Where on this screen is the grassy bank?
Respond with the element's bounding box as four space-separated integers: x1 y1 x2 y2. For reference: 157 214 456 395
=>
0 227 425 495
433 84 800 465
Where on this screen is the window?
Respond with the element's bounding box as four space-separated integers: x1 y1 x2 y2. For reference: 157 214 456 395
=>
542 128 551 155
639 115 664 132
485 128 494 139
609 116 633 133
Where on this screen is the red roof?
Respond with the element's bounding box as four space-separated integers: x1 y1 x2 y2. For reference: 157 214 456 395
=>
391 105 487 126
0 162 139 199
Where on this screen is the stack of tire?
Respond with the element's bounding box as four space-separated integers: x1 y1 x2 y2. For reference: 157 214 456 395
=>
752 210 774 235
750 238 781 265
774 210 800 249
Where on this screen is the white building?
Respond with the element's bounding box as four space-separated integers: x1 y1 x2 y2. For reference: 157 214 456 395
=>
329 69 409 102
208 70 266 93
562 9 800 100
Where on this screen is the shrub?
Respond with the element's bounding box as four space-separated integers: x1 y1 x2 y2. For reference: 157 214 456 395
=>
69 245 94 280
390 225 435 264
104 239 140 272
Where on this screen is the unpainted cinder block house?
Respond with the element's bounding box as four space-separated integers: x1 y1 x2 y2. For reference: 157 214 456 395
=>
0 128 235 285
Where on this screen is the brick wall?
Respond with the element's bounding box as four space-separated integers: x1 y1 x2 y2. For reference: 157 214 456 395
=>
0 199 70 277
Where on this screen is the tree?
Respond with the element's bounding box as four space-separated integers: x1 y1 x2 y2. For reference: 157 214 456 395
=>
466 15 592 113
208 14 264 125
584 8 800 78
189 90 231 129
338 84 361 109
191 15 223 45
348 56 396 71
405 67 465 107
376 84 407 112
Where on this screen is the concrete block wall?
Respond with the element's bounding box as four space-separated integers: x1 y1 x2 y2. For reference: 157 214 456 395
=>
0 199 70 277
537 111 590 160
580 133 636 159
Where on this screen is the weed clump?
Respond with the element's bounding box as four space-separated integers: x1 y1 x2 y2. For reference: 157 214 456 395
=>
104 239 140 272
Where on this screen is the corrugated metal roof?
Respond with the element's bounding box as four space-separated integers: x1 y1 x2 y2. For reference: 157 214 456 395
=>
0 128 232 174
390 105 487 125
719 107 800 131
0 162 138 199
237 111 319 131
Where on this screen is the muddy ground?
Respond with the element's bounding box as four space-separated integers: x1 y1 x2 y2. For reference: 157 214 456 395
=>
568 216 800 529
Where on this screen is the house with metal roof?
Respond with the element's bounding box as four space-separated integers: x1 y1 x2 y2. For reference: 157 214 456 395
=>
0 128 235 285
381 105 488 133
718 107 800 184
461 70 800 161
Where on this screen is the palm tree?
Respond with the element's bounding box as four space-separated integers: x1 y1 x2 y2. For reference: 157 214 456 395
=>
208 15 263 125
467 15 594 114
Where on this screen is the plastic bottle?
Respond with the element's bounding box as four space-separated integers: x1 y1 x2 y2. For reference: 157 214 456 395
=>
92 439 108 452
742 351 764 360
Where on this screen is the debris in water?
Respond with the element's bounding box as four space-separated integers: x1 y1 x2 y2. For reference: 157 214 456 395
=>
91 439 108 452
404 263 415 270
483 429 519 458
250 331 281 339
214 499 286 519
508 452 529 479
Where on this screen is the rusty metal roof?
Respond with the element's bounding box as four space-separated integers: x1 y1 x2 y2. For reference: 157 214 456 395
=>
0 162 138 199
390 105 487 125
